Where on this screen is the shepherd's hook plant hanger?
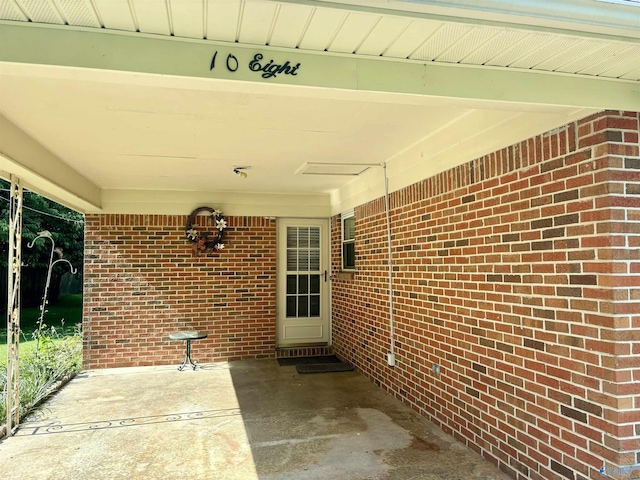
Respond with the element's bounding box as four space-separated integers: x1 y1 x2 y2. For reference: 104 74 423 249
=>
27 230 77 355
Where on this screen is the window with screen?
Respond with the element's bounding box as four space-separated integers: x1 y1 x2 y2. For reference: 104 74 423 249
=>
342 210 355 271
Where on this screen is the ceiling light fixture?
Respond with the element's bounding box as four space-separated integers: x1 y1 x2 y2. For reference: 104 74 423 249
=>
233 166 250 179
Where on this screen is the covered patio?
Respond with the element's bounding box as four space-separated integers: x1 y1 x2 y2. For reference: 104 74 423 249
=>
1 1 639 479
0 359 510 479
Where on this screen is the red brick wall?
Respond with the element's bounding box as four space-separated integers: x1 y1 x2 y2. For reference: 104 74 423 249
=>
83 215 276 369
331 111 640 480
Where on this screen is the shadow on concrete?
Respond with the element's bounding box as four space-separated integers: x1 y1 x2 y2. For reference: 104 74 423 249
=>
0 360 510 480
228 359 510 480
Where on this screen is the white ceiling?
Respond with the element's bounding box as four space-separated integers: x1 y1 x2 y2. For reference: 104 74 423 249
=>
0 0 638 215
2 66 476 193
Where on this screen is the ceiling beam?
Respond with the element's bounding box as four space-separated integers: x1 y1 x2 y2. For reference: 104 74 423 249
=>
0 113 101 212
100 189 331 217
1 21 638 112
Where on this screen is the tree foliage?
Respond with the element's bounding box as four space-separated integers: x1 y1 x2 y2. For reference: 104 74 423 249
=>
0 178 84 270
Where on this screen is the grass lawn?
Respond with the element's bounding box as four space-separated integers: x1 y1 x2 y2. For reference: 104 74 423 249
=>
0 294 82 361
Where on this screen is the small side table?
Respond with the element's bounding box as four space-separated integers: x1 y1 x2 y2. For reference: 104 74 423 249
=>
169 331 208 371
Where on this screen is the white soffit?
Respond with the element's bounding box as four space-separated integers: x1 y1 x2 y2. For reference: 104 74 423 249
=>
0 0 637 80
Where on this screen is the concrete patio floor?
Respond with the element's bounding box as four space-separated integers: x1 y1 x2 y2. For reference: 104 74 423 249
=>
0 359 511 480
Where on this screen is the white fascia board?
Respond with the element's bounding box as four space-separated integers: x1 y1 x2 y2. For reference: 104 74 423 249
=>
0 114 101 212
300 0 640 40
1 22 637 111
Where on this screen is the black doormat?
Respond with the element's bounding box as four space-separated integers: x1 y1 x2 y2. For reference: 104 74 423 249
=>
277 355 342 367
296 362 354 374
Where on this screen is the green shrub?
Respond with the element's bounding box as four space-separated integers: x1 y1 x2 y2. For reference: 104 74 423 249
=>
0 326 82 425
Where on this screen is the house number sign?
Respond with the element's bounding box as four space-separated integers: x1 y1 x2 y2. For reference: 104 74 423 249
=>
210 51 301 79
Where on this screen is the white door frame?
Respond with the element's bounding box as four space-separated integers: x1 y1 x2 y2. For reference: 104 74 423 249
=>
276 218 331 347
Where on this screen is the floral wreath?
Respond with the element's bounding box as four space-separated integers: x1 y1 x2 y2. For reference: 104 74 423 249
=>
185 206 226 255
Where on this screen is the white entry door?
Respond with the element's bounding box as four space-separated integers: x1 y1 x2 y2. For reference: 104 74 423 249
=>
277 219 330 346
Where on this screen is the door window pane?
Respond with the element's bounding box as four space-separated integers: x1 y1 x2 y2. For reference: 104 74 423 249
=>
298 250 309 271
287 227 297 248
298 296 308 317
284 225 323 320
299 227 309 248
286 297 297 317
310 250 320 271
310 295 320 317
287 275 297 294
310 227 320 248
298 275 308 294
287 249 297 270
310 275 320 294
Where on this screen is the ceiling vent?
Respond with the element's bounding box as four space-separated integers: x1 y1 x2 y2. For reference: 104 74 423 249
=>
296 162 379 176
